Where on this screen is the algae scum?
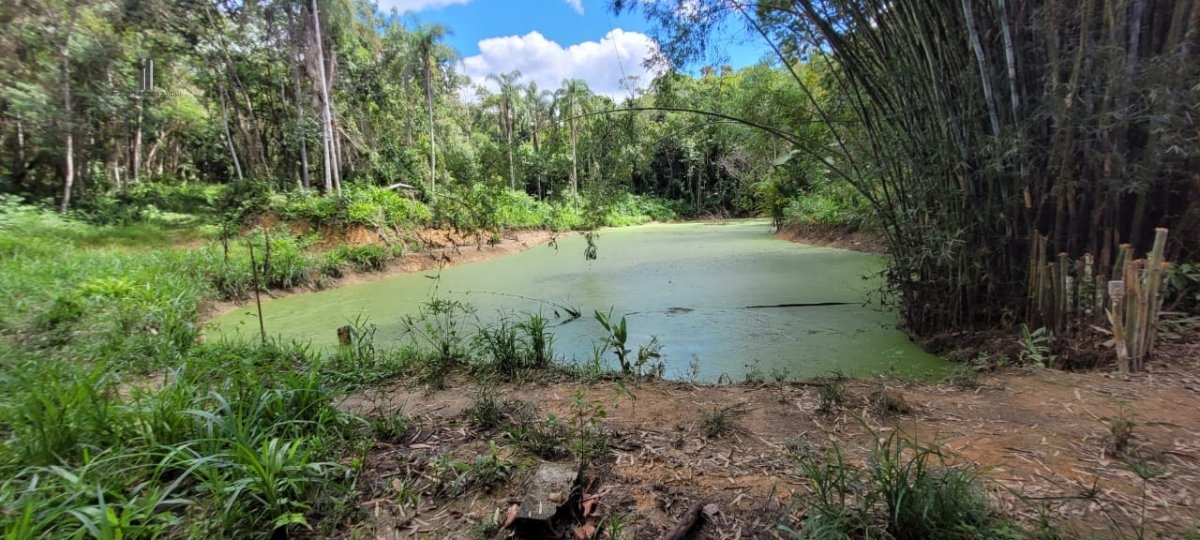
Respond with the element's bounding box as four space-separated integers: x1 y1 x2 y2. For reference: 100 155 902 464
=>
210 220 948 381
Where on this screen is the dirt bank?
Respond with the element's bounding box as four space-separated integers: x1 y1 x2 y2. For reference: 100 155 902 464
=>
201 228 573 323
777 224 887 254
340 337 1200 539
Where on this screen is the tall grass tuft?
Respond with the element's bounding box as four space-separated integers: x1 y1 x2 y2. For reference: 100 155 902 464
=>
782 429 1019 539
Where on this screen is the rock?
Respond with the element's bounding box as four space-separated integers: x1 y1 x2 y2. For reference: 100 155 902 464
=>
514 462 580 523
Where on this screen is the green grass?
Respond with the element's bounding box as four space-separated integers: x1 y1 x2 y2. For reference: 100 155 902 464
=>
781 429 1021 539
0 195 653 535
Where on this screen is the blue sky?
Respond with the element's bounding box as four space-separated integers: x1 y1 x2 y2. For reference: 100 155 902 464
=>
376 0 770 98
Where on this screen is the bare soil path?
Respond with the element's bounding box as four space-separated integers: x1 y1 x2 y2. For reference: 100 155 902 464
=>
338 338 1200 539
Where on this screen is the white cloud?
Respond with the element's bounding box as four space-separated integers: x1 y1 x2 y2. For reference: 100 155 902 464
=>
460 29 663 101
564 0 584 14
375 0 470 13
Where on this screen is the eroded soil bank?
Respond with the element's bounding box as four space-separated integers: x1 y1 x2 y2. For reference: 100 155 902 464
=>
776 224 887 254
339 338 1199 539
202 227 572 323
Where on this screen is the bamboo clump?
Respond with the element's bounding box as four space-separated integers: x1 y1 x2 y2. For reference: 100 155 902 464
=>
1030 228 1170 372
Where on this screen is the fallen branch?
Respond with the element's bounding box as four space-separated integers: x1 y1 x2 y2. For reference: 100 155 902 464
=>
663 501 707 540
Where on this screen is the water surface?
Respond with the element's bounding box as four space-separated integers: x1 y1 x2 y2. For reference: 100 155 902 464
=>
210 220 948 380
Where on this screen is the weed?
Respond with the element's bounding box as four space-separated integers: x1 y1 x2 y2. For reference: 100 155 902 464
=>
594 309 664 377
1017 325 1056 368
568 390 609 460
400 299 475 388
471 517 502 540
636 336 665 378
427 443 514 497
1105 406 1137 457
325 315 415 387
600 511 630 539
1122 459 1167 540
470 442 515 488
428 453 472 496
782 429 1017 539
392 478 422 507
743 359 766 384
518 312 555 369
594 309 632 373
507 413 573 460
503 392 608 461
683 354 702 382
473 317 527 380
466 389 505 431
701 404 745 438
371 411 412 443
817 373 847 414
869 384 912 417
943 364 982 389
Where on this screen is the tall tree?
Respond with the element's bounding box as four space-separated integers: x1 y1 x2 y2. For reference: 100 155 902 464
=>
487 70 522 190
410 23 450 197
555 78 591 196
310 0 339 194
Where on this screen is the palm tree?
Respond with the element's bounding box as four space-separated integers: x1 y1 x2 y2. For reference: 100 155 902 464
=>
409 23 451 197
555 78 591 196
487 70 522 190
523 82 554 198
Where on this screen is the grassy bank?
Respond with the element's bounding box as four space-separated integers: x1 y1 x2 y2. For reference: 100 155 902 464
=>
0 188 691 537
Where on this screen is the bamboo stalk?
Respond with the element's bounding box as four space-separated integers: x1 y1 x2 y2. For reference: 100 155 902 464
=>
1080 254 1093 319
1058 252 1070 331
1037 234 1049 317
1123 255 1142 371
1028 233 1041 301
1141 228 1168 361
1113 243 1128 282
1107 281 1128 374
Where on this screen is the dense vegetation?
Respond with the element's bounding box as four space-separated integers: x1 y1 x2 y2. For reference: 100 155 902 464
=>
0 0 859 230
624 0 1200 335
1 0 1198 536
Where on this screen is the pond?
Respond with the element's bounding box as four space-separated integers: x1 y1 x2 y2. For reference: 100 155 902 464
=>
208 220 949 381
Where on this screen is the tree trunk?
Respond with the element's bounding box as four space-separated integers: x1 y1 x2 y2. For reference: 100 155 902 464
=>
288 5 311 190
310 0 335 194
16 118 26 167
424 58 437 196
296 72 311 190
507 124 515 190
59 41 75 212
532 115 542 198
132 59 150 187
570 119 578 196
217 75 244 183
325 51 342 192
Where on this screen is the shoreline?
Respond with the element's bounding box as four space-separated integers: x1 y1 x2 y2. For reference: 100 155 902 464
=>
200 228 575 325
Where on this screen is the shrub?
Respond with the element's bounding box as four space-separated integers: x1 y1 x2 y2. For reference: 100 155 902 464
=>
335 244 389 272
599 193 682 227
278 191 340 226
781 180 874 231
